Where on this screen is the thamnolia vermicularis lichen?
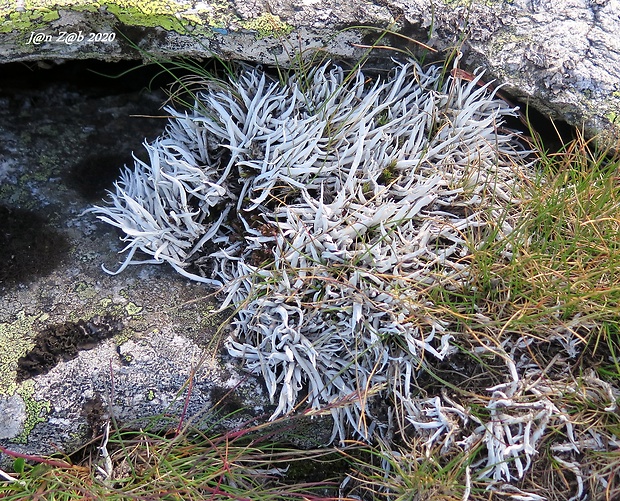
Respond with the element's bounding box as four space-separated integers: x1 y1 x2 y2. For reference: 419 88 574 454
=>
88 54 546 486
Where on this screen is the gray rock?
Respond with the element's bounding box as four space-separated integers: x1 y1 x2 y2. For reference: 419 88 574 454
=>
1 0 618 148
0 79 330 469
0 394 26 440
393 0 620 150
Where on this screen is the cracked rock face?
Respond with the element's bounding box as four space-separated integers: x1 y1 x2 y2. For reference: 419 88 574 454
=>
1 0 617 148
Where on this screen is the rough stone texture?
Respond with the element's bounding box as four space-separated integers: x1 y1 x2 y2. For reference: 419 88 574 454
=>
0 70 330 468
0 0 385 66
1 0 618 149
393 0 620 150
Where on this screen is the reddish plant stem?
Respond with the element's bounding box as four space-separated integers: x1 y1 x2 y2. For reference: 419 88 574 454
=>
176 367 196 436
0 445 73 469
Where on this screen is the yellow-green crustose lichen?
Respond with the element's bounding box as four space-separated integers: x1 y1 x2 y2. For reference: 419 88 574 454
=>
74 280 98 299
240 13 293 38
103 1 199 32
0 311 43 396
0 0 238 35
14 381 51 444
125 301 143 316
0 313 51 443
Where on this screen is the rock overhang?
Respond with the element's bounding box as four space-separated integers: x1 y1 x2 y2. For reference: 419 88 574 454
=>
1 0 618 150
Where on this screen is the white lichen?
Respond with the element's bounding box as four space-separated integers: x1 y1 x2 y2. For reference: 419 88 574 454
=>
90 56 539 483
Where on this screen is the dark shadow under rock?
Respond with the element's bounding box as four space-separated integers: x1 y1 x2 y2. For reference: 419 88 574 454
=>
0 206 70 290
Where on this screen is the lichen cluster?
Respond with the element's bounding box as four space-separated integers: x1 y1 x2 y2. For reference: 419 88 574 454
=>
90 58 537 481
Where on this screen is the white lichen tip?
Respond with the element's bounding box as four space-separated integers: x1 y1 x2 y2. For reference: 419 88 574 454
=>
89 56 537 485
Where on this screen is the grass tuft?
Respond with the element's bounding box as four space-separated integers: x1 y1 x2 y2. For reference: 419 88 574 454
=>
0 415 357 500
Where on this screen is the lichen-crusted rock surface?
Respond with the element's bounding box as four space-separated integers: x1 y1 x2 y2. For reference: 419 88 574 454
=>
393 0 620 150
0 65 329 468
0 0 385 67
1 0 618 149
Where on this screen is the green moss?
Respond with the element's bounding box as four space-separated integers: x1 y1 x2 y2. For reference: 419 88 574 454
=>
379 159 398 184
606 111 619 125
14 381 51 444
0 311 44 396
240 13 293 38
